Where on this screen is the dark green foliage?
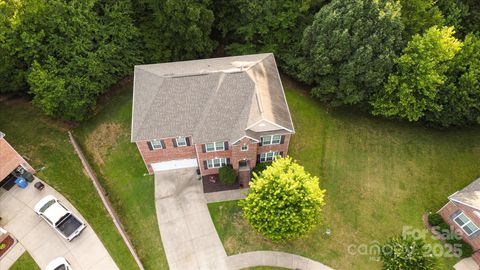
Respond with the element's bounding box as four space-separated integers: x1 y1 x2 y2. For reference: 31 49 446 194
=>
436 0 470 36
399 0 444 39
213 0 321 80
219 165 236 185
372 26 462 123
381 235 436 270
252 162 272 176
425 33 480 126
427 213 443 226
134 0 216 63
1 0 140 120
445 236 473 258
301 0 404 106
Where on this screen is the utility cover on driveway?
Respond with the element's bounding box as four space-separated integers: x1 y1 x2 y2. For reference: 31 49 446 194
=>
151 159 198 172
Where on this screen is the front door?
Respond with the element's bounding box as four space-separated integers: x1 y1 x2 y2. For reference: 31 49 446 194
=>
239 160 248 168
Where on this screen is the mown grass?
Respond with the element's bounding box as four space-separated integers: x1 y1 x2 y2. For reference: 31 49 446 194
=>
73 85 168 270
9 252 40 270
208 85 480 270
0 97 138 270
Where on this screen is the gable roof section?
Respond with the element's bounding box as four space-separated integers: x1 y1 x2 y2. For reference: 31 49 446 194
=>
449 177 480 210
0 135 27 180
131 53 294 144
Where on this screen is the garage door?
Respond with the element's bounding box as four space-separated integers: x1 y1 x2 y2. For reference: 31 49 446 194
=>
151 159 198 172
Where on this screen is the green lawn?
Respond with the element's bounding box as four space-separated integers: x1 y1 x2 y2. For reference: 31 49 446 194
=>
0 98 138 270
72 86 168 269
9 252 40 270
208 84 480 270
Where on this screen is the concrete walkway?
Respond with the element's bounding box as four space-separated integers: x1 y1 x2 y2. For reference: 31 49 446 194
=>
227 251 334 270
204 188 249 203
454 257 478 270
154 168 228 270
0 178 119 270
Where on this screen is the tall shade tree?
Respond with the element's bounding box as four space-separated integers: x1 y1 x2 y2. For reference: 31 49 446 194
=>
134 0 216 63
301 0 404 106
213 0 323 79
372 26 462 122
240 157 326 241
0 0 140 120
399 0 444 39
425 33 480 126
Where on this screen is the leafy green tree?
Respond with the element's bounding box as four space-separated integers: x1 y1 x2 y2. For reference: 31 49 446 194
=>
134 0 215 63
425 33 480 126
381 235 436 270
372 26 462 122
240 157 325 241
399 0 444 39
213 0 322 80
1 0 140 120
436 0 470 36
301 0 404 106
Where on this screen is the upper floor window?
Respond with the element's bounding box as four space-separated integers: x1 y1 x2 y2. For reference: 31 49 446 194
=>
241 144 248 151
454 212 479 236
261 135 282 145
150 139 163 150
205 141 225 152
176 137 187 147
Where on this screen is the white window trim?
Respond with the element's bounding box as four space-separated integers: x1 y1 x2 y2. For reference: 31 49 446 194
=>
150 139 163 150
205 141 225 152
176 137 187 147
260 151 280 162
241 144 248 151
453 212 479 236
261 135 282 146
206 158 227 168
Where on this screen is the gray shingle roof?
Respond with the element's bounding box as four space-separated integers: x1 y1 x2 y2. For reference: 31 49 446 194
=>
450 177 480 210
131 53 294 144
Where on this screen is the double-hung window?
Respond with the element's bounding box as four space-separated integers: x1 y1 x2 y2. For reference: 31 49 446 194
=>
150 139 163 150
453 212 479 236
205 142 225 152
206 158 227 168
261 135 282 145
176 137 187 147
260 152 280 162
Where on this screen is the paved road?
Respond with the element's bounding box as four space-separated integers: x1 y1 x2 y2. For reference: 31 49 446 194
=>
0 178 119 270
154 168 229 270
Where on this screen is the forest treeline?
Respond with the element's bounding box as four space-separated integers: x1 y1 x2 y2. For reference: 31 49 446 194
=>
0 0 479 126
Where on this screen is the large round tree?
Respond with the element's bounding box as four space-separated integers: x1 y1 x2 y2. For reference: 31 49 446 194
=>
240 157 325 241
300 0 404 106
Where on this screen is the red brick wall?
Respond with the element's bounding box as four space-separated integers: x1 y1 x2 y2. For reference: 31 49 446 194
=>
136 136 196 174
438 200 480 261
257 134 291 158
137 134 292 176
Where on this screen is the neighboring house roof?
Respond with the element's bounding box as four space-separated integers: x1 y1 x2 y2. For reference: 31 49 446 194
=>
0 134 28 180
449 177 480 210
131 53 294 144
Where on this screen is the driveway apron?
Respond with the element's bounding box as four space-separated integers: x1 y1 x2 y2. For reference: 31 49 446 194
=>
0 178 119 270
155 168 228 270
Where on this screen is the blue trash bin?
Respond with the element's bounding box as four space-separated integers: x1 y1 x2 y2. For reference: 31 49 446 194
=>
15 177 28 189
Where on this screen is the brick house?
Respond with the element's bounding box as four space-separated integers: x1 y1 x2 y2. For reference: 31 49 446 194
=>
438 177 480 265
0 132 35 190
131 53 294 182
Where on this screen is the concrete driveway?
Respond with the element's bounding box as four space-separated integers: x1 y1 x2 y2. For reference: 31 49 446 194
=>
0 178 118 270
155 168 228 270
